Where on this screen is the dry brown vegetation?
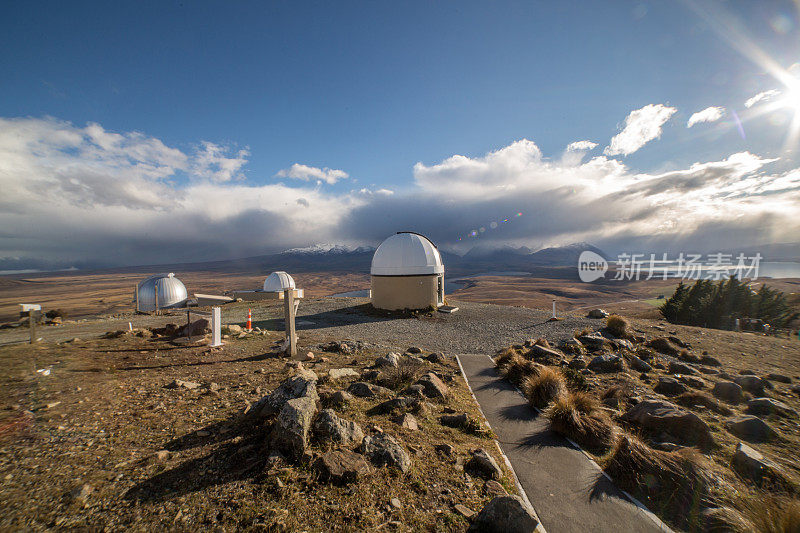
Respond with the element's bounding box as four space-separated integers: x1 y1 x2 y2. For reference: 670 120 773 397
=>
544 392 616 452
605 314 630 339
521 367 566 409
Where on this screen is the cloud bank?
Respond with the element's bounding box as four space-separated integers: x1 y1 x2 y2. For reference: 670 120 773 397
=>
745 89 781 108
1 115 798 269
604 104 677 156
276 163 349 184
687 106 725 128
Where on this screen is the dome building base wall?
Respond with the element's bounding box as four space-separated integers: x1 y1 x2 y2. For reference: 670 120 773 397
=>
371 274 441 311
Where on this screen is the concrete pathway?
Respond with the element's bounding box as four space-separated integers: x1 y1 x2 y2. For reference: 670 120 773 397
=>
457 353 670 533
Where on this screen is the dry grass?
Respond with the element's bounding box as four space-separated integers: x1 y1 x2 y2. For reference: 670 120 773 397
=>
606 314 630 339
532 337 549 348
574 327 592 338
521 366 566 409
603 433 712 528
499 353 541 387
545 392 616 452
600 384 632 409
494 347 519 369
377 359 425 390
724 493 800 533
674 391 733 416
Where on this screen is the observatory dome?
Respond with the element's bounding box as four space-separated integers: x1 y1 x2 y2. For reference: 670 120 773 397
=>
371 232 444 276
136 273 188 312
263 271 296 292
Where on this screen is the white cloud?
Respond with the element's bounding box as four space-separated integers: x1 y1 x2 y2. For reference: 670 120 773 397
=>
687 106 725 128
276 163 349 184
566 140 598 151
745 89 781 108
604 104 677 156
192 141 249 182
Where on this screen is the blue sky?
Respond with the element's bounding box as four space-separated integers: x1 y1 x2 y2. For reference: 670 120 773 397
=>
1 1 799 268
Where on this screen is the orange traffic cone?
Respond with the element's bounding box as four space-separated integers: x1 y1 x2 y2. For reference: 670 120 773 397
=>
246 308 252 331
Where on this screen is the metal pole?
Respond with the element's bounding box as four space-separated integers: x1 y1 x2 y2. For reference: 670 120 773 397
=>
29 310 37 344
284 288 297 359
135 284 140 313
552 299 556 319
154 284 159 316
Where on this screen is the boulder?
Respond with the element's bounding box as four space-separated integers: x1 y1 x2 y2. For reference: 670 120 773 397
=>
178 318 210 337
746 397 797 418
528 344 564 364
375 353 400 368
466 448 503 480
731 442 787 487
328 368 359 381
468 496 539 533
587 354 624 373
621 399 713 447
700 355 721 367
313 409 364 446
646 337 680 356
406 346 423 354
678 375 708 390
628 355 652 373
314 450 370 484
577 333 608 350
272 396 317 458
165 379 200 390
567 356 587 370
394 413 419 431
371 396 418 415
587 309 609 319
440 413 469 428
361 369 382 382
484 479 508 497
653 377 687 396
726 416 779 442
766 373 791 384
427 352 450 364
361 433 411 473
733 375 767 395
713 381 744 404
668 361 698 375
251 373 318 418
347 382 391 398
328 390 354 407
414 372 449 399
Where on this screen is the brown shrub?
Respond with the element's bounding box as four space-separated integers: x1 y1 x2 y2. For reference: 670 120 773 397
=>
727 493 800 533
522 367 566 409
603 433 711 528
494 348 519 370
606 314 630 339
501 355 541 387
574 327 591 338
377 359 425 390
601 384 633 409
674 391 732 416
545 392 616 452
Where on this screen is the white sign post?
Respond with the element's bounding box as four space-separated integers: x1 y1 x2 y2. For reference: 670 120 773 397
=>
210 306 223 347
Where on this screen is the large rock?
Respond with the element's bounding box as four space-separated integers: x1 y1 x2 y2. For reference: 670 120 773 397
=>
273 396 317 458
621 399 713 446
372 396 419 415
375 353 400 368
726 416 779 442
587 309 609 319
577 333 608 350
528 344 563 364
414 372 449 399
646 337 680 356
440 413 469 428
466 448 503 480
746 397 797 418
568 356 587 370
251 373 318 418
328 368 359 381
314 450 370 484
628 355 652 373
361 433 411 473
678 375 708 389
653 377 687 396
668 361 698 375
766 373 791 384
712 381 744 404
700 355 721 367
734 375 767 395
347 381 391 398
587 354 624 373
731 442 787 487
468 496 539 533
178 318 210 337
313 409 364 446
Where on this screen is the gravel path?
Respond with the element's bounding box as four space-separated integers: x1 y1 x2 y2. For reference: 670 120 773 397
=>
0 297 599 352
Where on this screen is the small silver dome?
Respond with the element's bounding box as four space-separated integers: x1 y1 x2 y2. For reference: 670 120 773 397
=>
135 273 188 311
263 271 296 292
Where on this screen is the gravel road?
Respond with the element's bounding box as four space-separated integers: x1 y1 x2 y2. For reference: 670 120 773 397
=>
0 297 599 354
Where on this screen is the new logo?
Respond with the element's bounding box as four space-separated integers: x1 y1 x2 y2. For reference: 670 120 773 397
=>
578 250 608 282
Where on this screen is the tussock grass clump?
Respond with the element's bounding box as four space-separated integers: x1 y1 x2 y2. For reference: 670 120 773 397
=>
603 433 711 527
725 493 800 533
378 359 424 390
494 347 520 370
574 327 592 338
522 367 566 409
601 384 632 409
675 391 733 416
545 392 616 452
503 357 541 387
606 314 630 339
533 337 549 348
562 367 590 391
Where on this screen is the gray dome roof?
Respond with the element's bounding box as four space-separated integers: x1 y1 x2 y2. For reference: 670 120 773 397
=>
136 273 188 311
371 232 444 276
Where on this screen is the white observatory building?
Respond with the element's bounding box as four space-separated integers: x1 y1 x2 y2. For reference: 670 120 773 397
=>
136 273 188 312
370 232 445 311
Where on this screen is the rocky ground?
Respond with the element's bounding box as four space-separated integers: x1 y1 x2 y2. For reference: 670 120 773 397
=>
493 310 800 531
0 317 530 531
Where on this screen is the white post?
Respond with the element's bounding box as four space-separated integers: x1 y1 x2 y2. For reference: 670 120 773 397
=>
210 306 222 347
552 299 556 319
284 288 297 359
734 318 740 332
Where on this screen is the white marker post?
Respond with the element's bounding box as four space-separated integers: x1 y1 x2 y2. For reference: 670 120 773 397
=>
210 306 223 347
284 288 297 359
552 299 557 320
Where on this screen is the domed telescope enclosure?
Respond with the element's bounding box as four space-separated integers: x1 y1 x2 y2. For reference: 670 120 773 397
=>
371 232 445 311
263 271 296 292
135 273 188 312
